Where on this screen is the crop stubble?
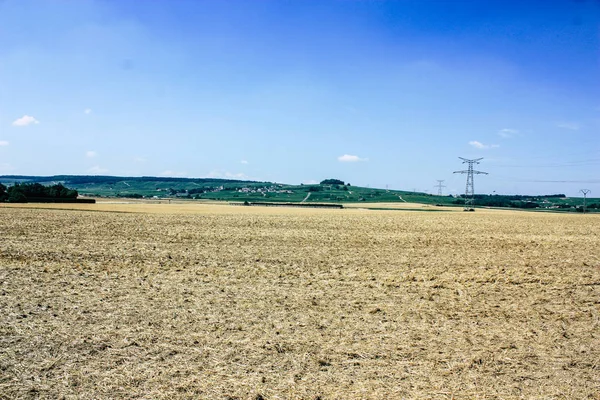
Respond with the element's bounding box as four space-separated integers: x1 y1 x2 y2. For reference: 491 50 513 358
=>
0 204 599 399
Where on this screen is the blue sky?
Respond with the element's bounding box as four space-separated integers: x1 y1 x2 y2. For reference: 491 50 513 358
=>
1 0 598 196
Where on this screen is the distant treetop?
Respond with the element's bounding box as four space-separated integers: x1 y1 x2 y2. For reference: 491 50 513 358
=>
320 179 345 185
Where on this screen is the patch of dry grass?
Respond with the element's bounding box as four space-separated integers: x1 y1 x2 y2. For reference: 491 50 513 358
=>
0 205 599 399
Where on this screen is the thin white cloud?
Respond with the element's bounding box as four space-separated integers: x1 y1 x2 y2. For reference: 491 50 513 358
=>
225 172 249 179
240 160 249 164
84 108 92 115
160 170 187 177
87 165 108 174
498 128 518 138
303 179 318 184
557 122 580 131
12 115 39 126
469 141 499 149
86 150 97 158
133 156 146 163
0 141 8 146
207 170 250 180
338 154 368 162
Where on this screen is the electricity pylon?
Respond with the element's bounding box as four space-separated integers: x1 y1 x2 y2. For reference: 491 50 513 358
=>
453 157 488 211
434 180 446 196
580 189 591 213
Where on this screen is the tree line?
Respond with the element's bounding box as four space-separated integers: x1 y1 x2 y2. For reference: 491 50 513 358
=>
0 183 78 203
452 193 595 211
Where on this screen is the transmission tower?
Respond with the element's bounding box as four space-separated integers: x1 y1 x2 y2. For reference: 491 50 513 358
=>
453 157 488 211
434 180 446 196
580 189 591 213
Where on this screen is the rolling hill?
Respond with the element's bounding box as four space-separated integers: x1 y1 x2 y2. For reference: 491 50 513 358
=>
0 175 597 211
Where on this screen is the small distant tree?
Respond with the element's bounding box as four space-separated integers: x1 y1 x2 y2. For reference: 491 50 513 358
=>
320 179 344 185
7 185 27 203
46 183 77 199
0 183 7 202
25 183 46 197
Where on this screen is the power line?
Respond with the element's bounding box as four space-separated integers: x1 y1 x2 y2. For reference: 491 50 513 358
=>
493 158 600 168
492 175 600 184
498 149 600 162
453 157 488 211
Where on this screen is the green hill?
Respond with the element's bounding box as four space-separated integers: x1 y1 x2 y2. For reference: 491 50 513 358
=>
0 175 417 203
0 175 597 212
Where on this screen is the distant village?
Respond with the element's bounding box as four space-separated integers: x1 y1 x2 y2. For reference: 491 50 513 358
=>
151 184 294 199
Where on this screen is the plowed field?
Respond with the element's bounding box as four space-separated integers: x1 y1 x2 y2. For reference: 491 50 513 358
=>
1 204 598 399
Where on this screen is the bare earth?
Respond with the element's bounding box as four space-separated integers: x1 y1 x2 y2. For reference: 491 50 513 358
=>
0 203 599 399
